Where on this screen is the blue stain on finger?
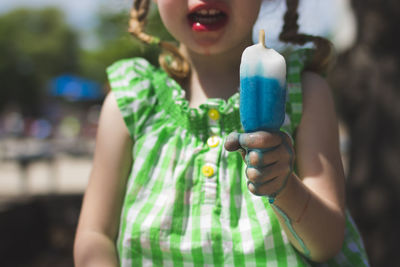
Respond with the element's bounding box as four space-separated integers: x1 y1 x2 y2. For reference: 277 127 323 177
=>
239 133 263 148
279 132 294 164
246 178 278 196
231 132 241 142
279 130 294 145
238 133 248 149
246 147 276 167
245 152 251 166
246 149 265 167
239 132 282 151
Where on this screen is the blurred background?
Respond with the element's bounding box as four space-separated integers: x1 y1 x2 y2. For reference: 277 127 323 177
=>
0 0 399 266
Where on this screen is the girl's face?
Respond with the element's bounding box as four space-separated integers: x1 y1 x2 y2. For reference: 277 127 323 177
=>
155 0 262 56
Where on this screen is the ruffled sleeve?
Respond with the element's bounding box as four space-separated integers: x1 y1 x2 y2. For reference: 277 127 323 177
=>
106 58 157 140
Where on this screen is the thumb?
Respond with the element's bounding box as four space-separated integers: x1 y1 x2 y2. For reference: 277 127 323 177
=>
224 132 246 160
224 132 242 151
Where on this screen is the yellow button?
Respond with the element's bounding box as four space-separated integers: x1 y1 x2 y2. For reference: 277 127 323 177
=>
201 164 215 177
207 136 220 148
208 109 220 120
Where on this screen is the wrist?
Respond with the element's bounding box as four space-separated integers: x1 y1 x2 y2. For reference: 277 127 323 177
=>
274 173 297 203
264 170 292 204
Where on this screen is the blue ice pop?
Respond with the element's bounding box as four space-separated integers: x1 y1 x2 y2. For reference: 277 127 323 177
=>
240 30 287 132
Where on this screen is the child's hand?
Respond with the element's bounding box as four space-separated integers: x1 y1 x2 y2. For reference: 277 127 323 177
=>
224 131 294 198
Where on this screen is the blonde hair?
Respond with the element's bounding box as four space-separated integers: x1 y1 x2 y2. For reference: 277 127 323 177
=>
128 0 334 78
128 0 190 80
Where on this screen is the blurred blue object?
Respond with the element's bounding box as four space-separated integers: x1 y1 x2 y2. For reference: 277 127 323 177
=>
49 75 104 101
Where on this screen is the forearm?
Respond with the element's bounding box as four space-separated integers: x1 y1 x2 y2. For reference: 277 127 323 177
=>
273 173 345 262
74 230 119 267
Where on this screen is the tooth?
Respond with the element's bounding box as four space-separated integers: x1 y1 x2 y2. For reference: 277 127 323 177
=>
209 9 217 15
199 9 208 15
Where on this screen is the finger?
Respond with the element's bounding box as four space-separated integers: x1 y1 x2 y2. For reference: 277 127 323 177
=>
246 162 290 184
248 175 283 196
246 165 292 196
224 132 242 152
247 178 279 196
246 140 293 168
246 149 278 167
239 131 282 150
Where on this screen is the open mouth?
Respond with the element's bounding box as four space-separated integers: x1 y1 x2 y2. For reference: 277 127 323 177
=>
187 8 228 32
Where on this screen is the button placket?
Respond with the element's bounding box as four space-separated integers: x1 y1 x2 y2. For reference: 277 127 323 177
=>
201 145 220 180
199 105 224 203
202 134 222 204
202 160 218 204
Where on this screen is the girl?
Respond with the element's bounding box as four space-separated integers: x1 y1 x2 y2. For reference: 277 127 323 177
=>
74 0 369 266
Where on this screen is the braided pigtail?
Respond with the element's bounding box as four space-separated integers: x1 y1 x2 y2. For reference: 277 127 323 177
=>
129 0 190 79
279 0 335 73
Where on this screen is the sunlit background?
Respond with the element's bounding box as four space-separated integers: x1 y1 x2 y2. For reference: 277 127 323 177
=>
0 0 399 266
0 0 171 195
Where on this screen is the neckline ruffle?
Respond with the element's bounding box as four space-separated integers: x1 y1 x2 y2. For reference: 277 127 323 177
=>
152 70 242 136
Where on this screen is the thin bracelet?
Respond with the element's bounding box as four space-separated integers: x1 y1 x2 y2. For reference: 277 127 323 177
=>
295 191 311 223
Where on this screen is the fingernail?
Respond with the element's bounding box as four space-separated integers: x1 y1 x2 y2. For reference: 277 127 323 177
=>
247 181 257 193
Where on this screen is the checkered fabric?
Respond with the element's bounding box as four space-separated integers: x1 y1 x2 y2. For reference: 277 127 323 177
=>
106 50 369 267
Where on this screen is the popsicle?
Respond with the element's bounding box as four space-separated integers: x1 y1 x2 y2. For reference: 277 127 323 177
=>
239 29 287 133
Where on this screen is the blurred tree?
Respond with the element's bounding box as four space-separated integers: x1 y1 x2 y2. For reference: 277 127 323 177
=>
329 0 400 265
79 5 174 84
0 8 80 116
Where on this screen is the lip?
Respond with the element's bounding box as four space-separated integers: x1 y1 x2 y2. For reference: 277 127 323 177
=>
187 2 229 32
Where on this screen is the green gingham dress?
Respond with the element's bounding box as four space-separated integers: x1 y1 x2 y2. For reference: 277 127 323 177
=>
107 49 369 267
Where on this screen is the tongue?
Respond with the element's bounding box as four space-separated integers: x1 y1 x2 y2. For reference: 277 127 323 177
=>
192 22 208 31
189 14 227 32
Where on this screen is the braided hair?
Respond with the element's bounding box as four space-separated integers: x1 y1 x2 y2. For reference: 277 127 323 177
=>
279 0 335 73
128 0 190 79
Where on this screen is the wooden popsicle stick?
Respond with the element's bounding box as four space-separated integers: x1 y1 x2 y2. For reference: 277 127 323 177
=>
259 29 266 48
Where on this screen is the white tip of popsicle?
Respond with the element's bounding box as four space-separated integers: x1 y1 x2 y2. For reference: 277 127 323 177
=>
240 29 286 87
